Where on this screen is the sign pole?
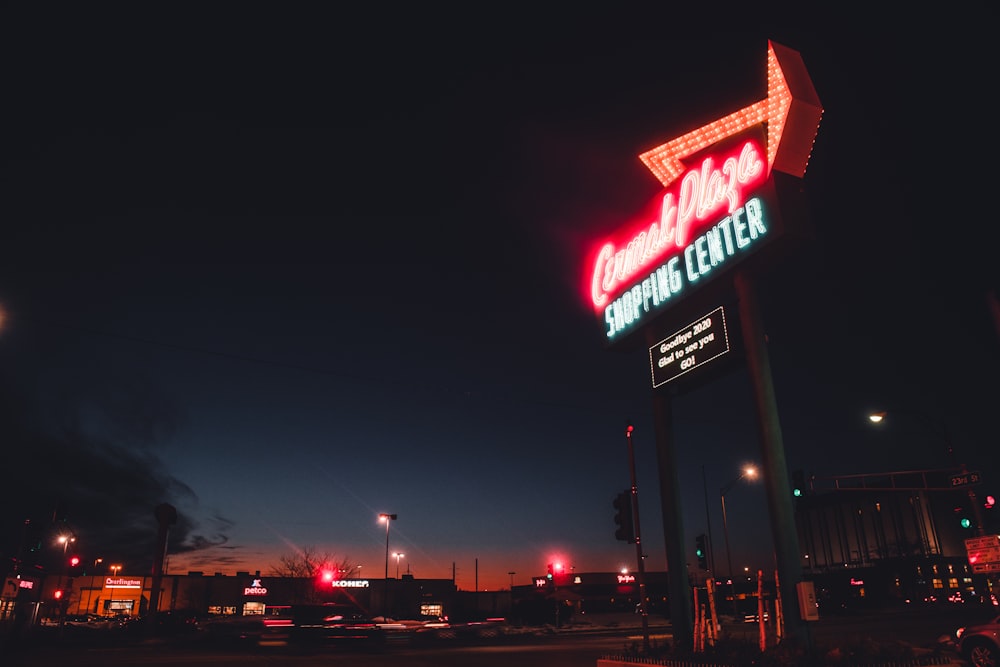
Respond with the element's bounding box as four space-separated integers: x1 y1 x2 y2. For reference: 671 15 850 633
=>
648 383 695 650
734 270 809 647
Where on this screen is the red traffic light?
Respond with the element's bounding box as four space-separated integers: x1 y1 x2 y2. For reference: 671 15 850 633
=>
54 590 63 599
70 556 80 567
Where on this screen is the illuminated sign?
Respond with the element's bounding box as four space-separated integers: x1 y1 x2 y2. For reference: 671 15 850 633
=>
617 574 636 584
600 187 772 341
533 577 548 588
591 138 766 315
965 535 1000 570
589 40 821 344
649 306 730 388
331 579 370 588
19 579 35 590
244 578 268 596
104 577 142 589
638 41 822 189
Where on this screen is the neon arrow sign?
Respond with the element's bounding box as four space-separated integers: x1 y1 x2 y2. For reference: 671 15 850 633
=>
639 40 822 188
589 40 822 340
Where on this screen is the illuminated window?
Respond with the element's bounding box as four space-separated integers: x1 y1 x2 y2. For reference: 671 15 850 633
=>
244 601 265 615
932 578 944 590
948 578 959 589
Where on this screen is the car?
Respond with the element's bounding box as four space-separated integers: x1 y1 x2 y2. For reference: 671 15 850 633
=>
956 614 1000 667
257 604 384 647
63 613 113 629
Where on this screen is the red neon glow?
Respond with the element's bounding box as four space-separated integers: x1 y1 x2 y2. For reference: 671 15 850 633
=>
589 139 765 310
638 41 822 188
587 40 822 313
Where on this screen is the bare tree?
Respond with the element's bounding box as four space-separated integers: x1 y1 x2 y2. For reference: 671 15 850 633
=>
269 546 360 602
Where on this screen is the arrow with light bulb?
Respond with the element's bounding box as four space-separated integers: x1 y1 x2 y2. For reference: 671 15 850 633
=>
639 40 823 188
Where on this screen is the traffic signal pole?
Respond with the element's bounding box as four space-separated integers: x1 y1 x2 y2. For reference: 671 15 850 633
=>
624 425 650 652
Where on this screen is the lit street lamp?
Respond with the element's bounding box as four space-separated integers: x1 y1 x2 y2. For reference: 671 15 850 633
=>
393 552 405 579
56 534 75 627
721 465 757 617
378 513 396 614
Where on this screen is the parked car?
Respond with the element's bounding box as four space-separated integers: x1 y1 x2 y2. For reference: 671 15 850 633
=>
956 614 1000 667
64 613 110 629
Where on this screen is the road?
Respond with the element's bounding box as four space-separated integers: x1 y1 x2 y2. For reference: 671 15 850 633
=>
5 633 637 667
2 605 987 667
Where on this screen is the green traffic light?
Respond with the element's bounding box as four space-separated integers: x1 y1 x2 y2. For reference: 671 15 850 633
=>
960 518 971 529
793 489 802 497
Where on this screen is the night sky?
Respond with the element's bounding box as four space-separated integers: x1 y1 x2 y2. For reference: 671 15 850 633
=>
2 8 996 593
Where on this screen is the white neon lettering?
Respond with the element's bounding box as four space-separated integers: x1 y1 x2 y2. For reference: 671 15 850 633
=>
604 197 768 340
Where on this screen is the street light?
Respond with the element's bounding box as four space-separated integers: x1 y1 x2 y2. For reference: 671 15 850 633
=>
393 552 405 579
721 465 757 617
378 513 396 614
56 534 75 626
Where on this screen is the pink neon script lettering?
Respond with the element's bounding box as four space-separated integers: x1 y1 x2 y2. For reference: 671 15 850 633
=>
590 140 764 310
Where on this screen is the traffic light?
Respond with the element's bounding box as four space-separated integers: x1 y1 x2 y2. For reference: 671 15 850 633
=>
54 589 63 600
69 555 81 574
695 534 708 570
792 470 805 497
613 490 635 543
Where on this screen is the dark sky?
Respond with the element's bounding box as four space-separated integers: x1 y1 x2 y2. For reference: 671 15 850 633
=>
2 8 997 591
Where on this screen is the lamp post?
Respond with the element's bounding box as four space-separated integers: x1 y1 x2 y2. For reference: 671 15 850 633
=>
393 552 405 579
56 534 75 629
378 513 396 614
108 564 122 617
721 465 757 617
868 410 986 535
